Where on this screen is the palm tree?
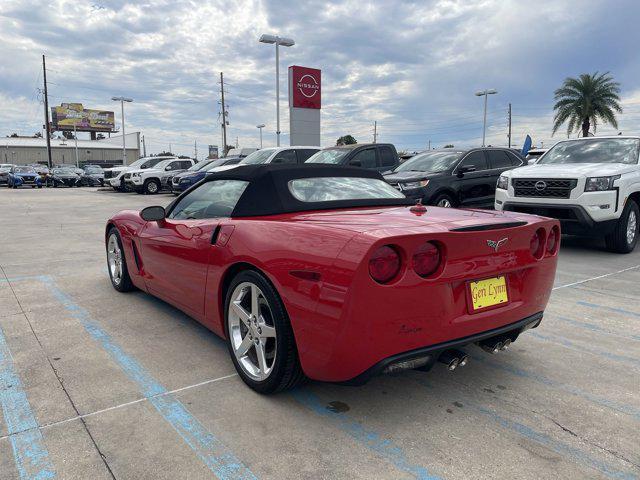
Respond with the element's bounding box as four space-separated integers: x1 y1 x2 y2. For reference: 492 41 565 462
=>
552 72 622 138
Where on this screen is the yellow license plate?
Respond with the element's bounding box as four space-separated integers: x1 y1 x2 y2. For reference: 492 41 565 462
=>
469 276 509 311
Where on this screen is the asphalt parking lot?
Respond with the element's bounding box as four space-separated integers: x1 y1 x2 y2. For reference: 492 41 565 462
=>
0 187 639 480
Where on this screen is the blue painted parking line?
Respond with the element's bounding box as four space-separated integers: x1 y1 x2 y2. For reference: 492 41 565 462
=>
291 389 440 480
530 331 640 368
548 313 640 341
475 356 640 421
413 378 636 480
577 300 640 319
38 275 257 480
0 323 56 479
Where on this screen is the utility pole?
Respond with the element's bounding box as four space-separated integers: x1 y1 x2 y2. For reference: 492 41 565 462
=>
507 103 512 148
373 121 377 143
220 72 228 156
194 139 197 161
142 135 147 157
428 140 431 150
42 55 52 168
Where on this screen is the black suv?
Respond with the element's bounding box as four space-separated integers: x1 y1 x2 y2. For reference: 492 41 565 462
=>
384 148 524 208
305 143 399 172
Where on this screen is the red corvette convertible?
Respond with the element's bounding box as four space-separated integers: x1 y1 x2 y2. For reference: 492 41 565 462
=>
105 165 559 393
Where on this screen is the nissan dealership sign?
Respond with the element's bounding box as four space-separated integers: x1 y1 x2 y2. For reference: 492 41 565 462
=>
290 66 321 110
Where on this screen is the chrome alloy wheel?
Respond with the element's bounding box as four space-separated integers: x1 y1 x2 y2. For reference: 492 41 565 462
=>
107 234 123 286
627 210 637 245
437 198 452 208
228 282 277 381
147 181 158 193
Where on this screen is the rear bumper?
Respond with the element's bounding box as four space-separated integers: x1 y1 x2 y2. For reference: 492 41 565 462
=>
502 202 618 236
344 312 542 384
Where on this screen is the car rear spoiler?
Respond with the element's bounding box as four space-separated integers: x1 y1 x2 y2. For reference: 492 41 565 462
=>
449 221 528 232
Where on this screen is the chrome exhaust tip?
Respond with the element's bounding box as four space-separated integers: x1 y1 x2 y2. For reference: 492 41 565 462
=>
500 338 512 351
438 349 468 370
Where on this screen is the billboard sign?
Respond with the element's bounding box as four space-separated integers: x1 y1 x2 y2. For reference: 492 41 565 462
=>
51 103 115 132
289 66 321 109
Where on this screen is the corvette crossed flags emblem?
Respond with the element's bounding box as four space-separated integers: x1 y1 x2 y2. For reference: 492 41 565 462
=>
487 238 508 252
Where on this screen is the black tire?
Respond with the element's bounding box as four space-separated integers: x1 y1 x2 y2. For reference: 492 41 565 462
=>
37 185 42 189
224 270 305 394
433 193 456 208
605 200 639 253
106 227 136 292
144 179 160 195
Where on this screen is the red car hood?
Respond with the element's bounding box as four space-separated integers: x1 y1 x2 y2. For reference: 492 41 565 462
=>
279 206 533 234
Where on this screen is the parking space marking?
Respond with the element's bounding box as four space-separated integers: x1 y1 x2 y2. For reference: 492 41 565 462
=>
292 389 440 480
38 275 258 480
547 313 640 342
530 332 640 367
0 374 239 442
0 323 56 479
414 378 637 480
576 300 640 319
552 264 640 290
475 356 640 421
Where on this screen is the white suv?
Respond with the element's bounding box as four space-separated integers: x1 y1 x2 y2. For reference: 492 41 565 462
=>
495 136 640 253
106 156 175 191
123 158 195 194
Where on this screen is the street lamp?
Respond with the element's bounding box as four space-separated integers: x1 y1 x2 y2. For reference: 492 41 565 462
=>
111 96 133 165
259 34 295 147
256 124 265 149
475 89 497 147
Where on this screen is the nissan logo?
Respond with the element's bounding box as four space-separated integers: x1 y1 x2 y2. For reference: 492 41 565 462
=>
534 180 547 191
297 74 319 98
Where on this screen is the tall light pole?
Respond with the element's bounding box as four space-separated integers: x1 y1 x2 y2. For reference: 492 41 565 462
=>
73 121 79 168
259 34 295 147
111 96 133 164
256 124 265 149
475 89 497 147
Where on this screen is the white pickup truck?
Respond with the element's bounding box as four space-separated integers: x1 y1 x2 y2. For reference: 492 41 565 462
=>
495 136 640 253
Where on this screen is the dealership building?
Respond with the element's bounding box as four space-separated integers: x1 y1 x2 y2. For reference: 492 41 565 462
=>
1 133 140 166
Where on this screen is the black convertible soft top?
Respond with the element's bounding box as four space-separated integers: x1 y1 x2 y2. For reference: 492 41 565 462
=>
199 164 413 217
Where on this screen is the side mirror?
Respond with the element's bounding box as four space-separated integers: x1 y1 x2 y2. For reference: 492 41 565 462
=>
141 206 166 222
165 165 173 171
349 159 362 167
457 165 476 177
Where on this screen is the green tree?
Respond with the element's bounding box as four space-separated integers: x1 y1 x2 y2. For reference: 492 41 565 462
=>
444 144 454 148
552 72 622 138
336 135 357 146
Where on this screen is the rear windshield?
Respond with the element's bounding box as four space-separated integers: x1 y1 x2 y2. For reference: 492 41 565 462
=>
289 177 405 202
539 139 640 165
305 148 351 164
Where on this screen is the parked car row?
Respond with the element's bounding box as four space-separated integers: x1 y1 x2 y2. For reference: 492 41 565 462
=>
0 163 106 188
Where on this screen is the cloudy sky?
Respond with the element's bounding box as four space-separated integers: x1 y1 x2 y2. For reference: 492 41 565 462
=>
1 0 639 158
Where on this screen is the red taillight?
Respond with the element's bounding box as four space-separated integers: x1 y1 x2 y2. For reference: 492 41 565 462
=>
369 245 401 283
547 226 560 255
413 242 441 277
530 228 545 259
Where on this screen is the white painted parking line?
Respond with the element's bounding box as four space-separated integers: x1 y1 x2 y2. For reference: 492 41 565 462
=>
553 264 640 290
0 373 239 442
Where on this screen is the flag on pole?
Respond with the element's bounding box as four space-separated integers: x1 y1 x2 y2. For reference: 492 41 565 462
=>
521 135 532 156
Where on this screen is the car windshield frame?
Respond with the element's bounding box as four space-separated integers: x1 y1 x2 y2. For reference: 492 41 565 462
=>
240 149 277 165
393 151 464 173
305 148 352 165
538 138 640 165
